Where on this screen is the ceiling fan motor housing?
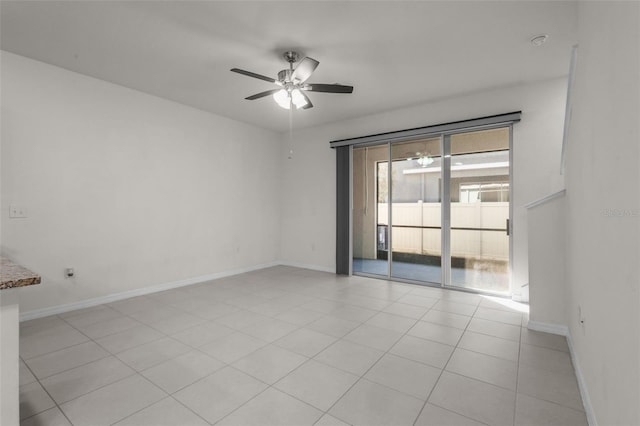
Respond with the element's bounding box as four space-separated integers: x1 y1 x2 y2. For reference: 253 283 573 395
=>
278 69 293 83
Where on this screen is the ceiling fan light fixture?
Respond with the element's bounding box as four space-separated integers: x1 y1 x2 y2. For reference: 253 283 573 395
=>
273 89 291 109
416 156 434 167
291 89 308 109
273 88 309 110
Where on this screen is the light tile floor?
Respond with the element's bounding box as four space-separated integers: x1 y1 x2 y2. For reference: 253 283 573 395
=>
19 266 587 426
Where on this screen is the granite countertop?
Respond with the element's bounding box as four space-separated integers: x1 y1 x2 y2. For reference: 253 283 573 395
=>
0 256 41 290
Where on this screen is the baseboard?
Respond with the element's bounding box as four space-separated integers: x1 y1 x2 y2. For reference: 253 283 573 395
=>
20 261 280 321
527 320 569 336
276 260 335 274
527 320 597 426
566 330 597 426
511 294 525 302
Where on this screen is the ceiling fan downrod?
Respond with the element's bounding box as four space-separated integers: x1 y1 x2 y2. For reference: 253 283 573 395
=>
278 51 300 84
283 51 299 64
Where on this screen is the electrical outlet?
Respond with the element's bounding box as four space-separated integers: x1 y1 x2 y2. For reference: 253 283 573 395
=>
9 205 27 218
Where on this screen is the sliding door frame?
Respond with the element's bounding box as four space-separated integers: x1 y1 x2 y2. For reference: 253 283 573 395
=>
386 142 393 279
335 112 520 295
441 125 514 295
441 134 451 288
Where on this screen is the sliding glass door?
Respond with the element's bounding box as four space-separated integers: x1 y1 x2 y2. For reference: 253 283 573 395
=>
389 138 442 283
351 126 512 295
352 144 389 277
448 128 511 293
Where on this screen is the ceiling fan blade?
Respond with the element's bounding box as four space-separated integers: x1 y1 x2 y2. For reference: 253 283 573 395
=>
291 57 319 83
304 83 354 94
299 91 313 109
245 89 281 100
231 68 277 84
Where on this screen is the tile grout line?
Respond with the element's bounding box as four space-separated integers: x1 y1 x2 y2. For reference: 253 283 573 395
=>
21 340 111 378
205 283 408 426
420 306 527 425
58 305 168 352
212 293 395 424
25 278 316 424
21 313 143 425
107 374 211 426
19 270 541 426
24 300 221 425
19 357 75 425
135 291 336 424
316 297 451 425
411 300 481 426
107 374 172 425
225 290 522 424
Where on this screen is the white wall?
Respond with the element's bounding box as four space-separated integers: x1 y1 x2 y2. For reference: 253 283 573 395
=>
280 78 567 300
527 194 566 327
1 52 282 314
563 2 639 424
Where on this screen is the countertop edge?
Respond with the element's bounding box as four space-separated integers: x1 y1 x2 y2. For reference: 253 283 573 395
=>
0 257 42 290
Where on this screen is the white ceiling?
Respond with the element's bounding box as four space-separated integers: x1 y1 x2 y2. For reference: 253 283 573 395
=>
0 1 578 133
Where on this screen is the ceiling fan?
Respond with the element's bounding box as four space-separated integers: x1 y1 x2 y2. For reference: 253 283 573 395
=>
230 51 354 110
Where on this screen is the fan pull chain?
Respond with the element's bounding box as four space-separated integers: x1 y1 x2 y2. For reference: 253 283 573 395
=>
287 104 294 159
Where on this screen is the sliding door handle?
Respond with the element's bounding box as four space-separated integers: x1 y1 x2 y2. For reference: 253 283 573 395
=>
506 218 510 236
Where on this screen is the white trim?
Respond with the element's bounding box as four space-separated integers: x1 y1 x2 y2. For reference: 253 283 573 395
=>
527 320 597 426
511 293 525 302
566 330 597 426
276 260 335 274
561 44 579 175
527 320 569 336
20 261 279 321
524 189 566 210
508 124 515 300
